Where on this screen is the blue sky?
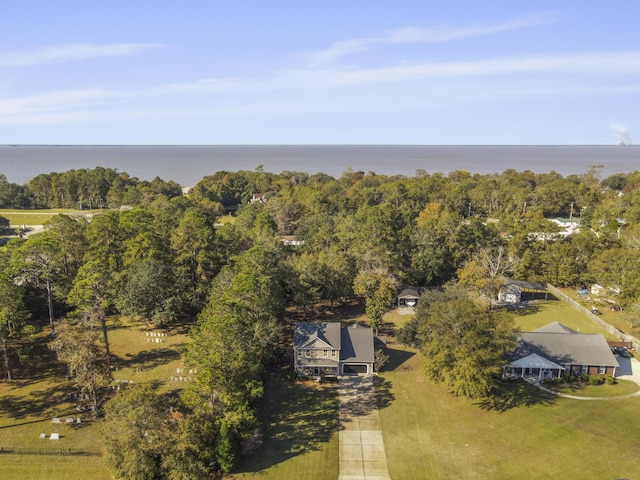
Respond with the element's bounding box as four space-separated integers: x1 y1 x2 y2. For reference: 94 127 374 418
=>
1 1 639 145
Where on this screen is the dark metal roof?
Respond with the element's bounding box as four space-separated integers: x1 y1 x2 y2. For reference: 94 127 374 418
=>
294 322 341 350
294 321 374 365
398 287 420 299
340 323 374 363
501 277 547 292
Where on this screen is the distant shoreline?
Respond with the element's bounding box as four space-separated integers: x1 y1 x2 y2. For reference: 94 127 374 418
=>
2 143 635 147
1 144 638 186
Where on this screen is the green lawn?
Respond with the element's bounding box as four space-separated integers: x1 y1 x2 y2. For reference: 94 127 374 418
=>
231 372 339 480
549 378 639 397
511 299 618 340
0 208 102 227
377 301 640 479
0 317 189 479
3 299 639 479
377 342 640 479
0 456 112 480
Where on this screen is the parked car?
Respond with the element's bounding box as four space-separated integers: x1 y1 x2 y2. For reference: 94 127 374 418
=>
611 346 633 358
619 348 634 358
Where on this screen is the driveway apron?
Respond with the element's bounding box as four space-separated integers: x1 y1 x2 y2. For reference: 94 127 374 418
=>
338 376 391 480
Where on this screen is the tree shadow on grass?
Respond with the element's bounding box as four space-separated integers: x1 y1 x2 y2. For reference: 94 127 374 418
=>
505 302 543 317
476 379 557 412
382 346 415 372
111 348 180 371
0 380 86 423
374 376 395 411
11 333 68 382
234 372 338 473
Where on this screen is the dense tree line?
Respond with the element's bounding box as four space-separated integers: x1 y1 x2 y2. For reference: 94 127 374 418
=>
3 164 640 477
0 169 182 209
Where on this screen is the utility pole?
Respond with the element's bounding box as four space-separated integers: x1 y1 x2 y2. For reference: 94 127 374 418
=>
569 202 574 224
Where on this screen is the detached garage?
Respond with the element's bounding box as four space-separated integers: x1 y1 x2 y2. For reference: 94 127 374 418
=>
498 278 548 304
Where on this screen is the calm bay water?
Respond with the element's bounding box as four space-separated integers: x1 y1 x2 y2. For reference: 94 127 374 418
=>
0 145 638 187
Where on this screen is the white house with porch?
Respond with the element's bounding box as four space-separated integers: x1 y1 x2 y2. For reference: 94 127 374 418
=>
503 322 619 380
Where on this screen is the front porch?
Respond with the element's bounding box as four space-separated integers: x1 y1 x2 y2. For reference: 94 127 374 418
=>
503 353 564 380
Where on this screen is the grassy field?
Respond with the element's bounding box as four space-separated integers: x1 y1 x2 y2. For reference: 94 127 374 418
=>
550 379 639 397
377 300 640 479
510 299 620 340
2 298 640 479
231 372 339 480
0 317 189 479
557 286 637 337
0 208 102 227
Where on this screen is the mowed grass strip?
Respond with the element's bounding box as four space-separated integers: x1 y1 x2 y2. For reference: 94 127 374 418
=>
0 455 113 480
512 299 619 340
0 209 103 226
232 373 339 480
378 300 640 479
549 378 639 397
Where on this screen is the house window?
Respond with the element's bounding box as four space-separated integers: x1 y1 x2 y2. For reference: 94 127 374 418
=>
331 350 337 358
581 365 588 374
297 349 302 358
598 366 606 375
305 349 310 358
323 349 328 357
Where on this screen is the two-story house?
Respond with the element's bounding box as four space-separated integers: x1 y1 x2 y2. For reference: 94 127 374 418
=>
293 322 374 376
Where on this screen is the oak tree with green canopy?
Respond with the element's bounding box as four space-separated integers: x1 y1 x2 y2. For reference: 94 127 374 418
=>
43 214 87 283
102 384 167 480
49 320 111 414
182 246 285 473
418 295 517 399
170 207 219 311
117 257 180 327
353 269 397 335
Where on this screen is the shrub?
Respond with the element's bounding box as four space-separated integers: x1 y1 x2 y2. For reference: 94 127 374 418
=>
580 373 590 383
588 375 604 386
606 375 617 385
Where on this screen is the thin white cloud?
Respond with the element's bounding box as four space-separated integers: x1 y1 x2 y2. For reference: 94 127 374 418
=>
3 49 640 126
288 51 640 88
0 88 112 115
0 43 162 67
306 13 555 67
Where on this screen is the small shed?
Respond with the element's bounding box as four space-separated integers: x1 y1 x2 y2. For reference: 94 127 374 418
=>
397 287 420 314
498 278 548 304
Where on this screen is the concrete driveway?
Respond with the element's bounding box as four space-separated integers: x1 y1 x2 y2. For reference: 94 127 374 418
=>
338 376 391 480
615 356 640 386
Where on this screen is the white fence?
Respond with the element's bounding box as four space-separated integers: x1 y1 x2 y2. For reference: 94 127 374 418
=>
545 283 640 351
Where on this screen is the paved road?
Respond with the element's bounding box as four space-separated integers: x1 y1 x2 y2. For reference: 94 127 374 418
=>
338 376 391 480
